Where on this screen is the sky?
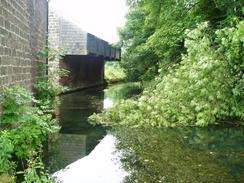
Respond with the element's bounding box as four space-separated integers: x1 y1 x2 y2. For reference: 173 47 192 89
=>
49 0 127 43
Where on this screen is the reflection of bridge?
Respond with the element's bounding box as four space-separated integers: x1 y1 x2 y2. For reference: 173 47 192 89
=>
49 10 121 90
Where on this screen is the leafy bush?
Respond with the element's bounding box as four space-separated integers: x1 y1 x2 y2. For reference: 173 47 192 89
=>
0 173 14 183
90 20 244 127
22 156 54 183
119 0 243 82
0 86 36 128
0 133 14 173
34 47 69 113
0 86 59 181
105 62 126 83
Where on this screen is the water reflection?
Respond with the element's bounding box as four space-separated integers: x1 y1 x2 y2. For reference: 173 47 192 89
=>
44 83 244 183
45 87 106 173
112 126 244 183
45 83 142 174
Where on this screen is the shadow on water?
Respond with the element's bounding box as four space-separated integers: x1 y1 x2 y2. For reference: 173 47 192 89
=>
45 86 107 173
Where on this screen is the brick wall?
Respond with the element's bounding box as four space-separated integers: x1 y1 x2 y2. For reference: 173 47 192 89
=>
0 0 48 89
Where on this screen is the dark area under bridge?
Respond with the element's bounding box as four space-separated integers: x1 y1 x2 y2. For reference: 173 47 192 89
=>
49 10 121 90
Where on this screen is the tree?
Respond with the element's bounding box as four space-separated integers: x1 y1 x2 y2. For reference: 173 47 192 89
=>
119 0 244 82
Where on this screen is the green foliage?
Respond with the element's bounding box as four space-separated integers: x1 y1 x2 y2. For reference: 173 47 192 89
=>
118 1 158 81
0 86 57 154
104 62 126 83
35 47 69 113
0 86 59 181
0 86 36 128
0 133 14 173
22 156 54 183
0 173 14 183
119 0 243 81
90 20 244 127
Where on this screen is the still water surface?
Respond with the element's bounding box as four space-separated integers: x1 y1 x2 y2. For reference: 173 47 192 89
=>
113 125 244 183
45 86 106 173
45 83 244 182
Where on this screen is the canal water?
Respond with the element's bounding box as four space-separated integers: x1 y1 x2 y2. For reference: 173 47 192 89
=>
45 83 244 182
45 83 142 174
113 125 244 183
45 86 107 173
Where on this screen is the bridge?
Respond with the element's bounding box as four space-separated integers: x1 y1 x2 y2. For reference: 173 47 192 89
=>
48 10 121 90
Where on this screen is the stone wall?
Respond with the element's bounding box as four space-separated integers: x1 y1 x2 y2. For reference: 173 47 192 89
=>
0 0 48 89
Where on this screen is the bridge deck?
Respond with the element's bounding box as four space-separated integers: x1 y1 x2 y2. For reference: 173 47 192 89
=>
49 10 120 60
